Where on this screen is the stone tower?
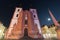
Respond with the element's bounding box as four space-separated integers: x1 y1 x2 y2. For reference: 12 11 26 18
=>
48 9 60 40
4 7 42 39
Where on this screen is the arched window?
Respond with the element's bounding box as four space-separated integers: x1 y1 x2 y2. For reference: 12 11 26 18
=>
34 15 36 18
17 9 20 12
25 20 28 24
24 28 28 36
16 14 18 17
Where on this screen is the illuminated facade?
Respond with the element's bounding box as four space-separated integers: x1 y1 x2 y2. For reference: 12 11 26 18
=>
42 25 57 39
4 7 42 39
49 9 60 40
0 22 6 39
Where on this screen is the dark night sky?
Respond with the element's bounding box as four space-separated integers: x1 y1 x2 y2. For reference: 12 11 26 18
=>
0 0 60 27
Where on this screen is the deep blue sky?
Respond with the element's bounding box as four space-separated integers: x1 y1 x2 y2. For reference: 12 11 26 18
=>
0 0 60 27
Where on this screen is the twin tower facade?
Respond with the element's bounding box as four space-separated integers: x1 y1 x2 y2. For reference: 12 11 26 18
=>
5 7 42 39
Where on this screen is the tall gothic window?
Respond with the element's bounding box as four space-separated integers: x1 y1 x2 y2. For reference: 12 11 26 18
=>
17 9 20 12
16 14 18 17
24 28 28 36
25 20 28 24
34 15 36 18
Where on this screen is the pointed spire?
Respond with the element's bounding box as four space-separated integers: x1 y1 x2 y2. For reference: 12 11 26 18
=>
48 8 60 26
